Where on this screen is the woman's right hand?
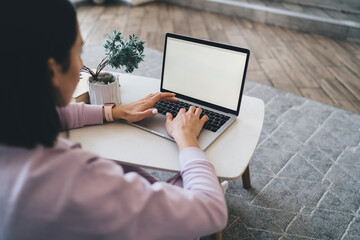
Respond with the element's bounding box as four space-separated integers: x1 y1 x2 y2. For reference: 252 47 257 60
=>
165 106 208 151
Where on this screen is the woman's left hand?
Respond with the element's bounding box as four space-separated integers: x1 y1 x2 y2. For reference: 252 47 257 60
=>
112 92 177 122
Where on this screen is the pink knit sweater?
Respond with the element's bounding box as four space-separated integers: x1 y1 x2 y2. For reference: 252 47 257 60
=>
0 103 227 240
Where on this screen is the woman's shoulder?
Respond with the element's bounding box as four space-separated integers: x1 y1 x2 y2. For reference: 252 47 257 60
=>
0 137 106 174
1 136 123 181
37 137 103 170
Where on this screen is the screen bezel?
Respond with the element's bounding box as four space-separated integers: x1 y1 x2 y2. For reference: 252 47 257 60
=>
160 33 250 116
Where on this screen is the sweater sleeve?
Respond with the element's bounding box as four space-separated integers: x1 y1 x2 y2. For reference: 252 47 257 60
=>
57 103 103 129
61 147 227 240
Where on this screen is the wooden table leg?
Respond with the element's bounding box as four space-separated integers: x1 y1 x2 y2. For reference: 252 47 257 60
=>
242 165 251 189
211 231 222 240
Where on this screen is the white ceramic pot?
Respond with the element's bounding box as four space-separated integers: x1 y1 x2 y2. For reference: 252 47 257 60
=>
88 72 121 105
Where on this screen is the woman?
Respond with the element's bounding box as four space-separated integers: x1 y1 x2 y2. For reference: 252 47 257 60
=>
0 1 227 239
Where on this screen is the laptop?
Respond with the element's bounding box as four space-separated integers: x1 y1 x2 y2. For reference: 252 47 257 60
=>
126 33 250 150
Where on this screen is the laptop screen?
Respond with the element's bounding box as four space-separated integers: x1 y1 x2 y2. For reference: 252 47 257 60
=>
161 33 250 115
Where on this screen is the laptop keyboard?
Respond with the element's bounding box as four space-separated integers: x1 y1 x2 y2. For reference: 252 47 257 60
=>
154 100 231 132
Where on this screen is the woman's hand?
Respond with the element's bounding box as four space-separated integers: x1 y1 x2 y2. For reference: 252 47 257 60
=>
112 92 177 123
165 106 208 151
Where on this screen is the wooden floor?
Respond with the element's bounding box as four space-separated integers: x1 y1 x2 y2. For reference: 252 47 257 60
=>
76 1 360 114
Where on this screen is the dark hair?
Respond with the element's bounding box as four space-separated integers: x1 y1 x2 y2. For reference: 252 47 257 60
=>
0 0 77 148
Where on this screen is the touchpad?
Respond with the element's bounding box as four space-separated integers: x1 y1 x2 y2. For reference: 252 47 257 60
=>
129 114 173 140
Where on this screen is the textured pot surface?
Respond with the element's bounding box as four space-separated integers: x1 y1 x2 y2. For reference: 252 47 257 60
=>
88 73 121 105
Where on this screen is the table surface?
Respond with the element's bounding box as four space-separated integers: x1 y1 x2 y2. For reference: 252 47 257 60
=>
64 73 265 179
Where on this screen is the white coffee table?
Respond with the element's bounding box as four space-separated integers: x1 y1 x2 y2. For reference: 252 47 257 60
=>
66 73 264 187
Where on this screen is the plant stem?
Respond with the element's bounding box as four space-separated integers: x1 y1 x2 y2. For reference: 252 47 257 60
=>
95 57 109 78
81 65 96 78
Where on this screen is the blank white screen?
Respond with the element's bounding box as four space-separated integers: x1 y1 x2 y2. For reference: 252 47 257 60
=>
162 37 247 111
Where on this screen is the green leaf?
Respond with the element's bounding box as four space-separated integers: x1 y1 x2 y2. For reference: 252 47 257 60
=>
97 29 146 74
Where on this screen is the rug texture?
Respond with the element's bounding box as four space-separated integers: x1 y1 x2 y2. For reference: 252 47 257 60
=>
82 42 360 240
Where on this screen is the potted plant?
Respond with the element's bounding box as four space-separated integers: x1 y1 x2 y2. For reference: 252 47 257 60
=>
81 30 145 105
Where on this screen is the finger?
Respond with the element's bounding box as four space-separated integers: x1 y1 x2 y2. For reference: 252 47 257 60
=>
162 96 178 102
165 112 173 125
201 114 209 124
165 113 174 137
159 92 176 98
166 112 173 121
153 92 175 102
140 108 158 119
188 106 196 113
178 108 186 114
148 93 164 104
195 107 202 117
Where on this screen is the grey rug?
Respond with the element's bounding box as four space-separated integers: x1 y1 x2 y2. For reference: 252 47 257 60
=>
83 42 360 240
